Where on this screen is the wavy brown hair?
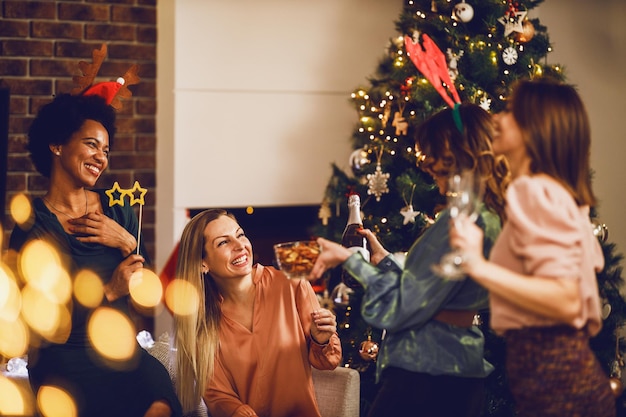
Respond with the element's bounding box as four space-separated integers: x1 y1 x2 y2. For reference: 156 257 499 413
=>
174 209 236 414
508 78 595 206
414 103 510 221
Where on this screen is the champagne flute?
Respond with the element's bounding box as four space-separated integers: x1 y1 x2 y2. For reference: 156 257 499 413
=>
431 170 484 280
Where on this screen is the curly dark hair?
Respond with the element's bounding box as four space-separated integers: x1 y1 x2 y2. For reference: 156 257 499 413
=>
27 93 116 178
414 103 510 221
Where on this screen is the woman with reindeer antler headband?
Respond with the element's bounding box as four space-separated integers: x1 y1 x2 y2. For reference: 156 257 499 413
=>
9 45 182 417
308 34 510 417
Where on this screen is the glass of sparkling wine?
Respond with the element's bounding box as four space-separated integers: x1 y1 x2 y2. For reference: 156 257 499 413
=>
431 170 484 280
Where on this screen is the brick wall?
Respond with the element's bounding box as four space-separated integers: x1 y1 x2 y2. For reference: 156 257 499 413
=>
0 0 158 260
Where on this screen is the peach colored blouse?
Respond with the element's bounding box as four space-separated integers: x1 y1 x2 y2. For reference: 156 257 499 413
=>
488 175 604 336
204 264 342 417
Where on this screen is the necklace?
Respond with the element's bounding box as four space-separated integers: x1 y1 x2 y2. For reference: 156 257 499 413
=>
43 189 88 220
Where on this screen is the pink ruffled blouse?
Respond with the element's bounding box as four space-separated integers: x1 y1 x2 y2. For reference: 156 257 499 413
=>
488 175 604 336
204 264 342 417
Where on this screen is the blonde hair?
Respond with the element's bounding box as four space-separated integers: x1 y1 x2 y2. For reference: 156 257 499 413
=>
174 209 233 414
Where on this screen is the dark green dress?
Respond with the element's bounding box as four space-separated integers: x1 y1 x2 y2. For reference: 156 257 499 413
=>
10 189 182 417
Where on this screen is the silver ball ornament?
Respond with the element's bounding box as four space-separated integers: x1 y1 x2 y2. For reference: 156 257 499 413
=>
349 148 370 175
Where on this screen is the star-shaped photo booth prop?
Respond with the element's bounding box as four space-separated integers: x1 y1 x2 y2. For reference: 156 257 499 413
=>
105 181 129 207
105 181 147 254
128 181 148 206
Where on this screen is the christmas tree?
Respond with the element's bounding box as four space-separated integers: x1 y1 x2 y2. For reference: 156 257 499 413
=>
313 1 626 415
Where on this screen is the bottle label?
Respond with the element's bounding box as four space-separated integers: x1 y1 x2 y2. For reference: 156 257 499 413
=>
348 246 370 262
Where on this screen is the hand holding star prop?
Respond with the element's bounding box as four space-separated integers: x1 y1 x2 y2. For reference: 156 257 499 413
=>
106 181 148 255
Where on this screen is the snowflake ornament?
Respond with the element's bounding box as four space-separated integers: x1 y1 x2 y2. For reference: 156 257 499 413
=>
367 164 390 202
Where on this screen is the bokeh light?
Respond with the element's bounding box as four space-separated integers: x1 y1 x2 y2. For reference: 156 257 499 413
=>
164 279 200 316
0 375 27 415
0 264 21 321
87 307 136 362
19 240 72 305
0 317 29 358
10 193 33 227
37 385 77 417
74 269 103 308
129 268 163 309
21 285 71 344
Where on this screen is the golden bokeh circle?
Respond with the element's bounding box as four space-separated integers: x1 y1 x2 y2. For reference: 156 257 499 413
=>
10 193 33 226
37 385 77 417
164 279 200 316
87 307 136 361
0 374 27 415
129 268 163 308
0 317 29 358
74 269 104 308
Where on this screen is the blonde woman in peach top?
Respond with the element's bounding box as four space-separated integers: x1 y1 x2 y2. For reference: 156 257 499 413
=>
173 209 341 417
451 78 615 417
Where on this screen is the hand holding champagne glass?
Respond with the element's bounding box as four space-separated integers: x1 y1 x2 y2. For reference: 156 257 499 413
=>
431 170 484 280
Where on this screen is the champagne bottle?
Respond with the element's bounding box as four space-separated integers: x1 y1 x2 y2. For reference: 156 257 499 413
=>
341 193 370 289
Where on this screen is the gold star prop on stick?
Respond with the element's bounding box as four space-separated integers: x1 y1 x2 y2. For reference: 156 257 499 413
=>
127 181 148 255
105 181 148 255
105 181 128 207
128 181 148 206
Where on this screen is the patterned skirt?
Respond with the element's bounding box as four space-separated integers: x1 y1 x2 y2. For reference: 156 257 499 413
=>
504 325 616 417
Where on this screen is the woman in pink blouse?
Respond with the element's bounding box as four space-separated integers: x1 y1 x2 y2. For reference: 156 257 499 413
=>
172 209 341 417
451 78 615 417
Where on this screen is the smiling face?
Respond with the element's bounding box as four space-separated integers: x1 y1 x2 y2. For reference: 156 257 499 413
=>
201 215 253 280
51 119 109 187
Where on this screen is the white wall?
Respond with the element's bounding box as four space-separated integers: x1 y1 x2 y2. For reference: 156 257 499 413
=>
172 0 405 211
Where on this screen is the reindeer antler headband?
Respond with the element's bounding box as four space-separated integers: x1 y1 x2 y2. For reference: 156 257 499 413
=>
71 44 140 110
404 34 463 133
